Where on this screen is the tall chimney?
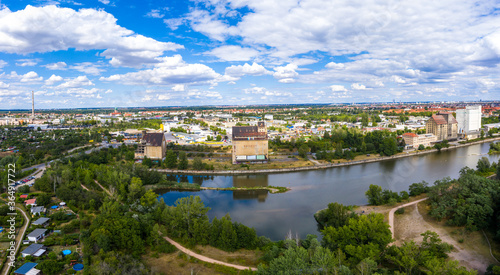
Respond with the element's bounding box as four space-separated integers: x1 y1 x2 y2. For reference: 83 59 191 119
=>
31 91 34 121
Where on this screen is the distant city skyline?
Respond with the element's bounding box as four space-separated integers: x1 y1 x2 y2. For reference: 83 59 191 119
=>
0 0 499 109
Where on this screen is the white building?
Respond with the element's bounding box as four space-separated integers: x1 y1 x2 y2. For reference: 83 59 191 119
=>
264 114 273 120
456 105 481 134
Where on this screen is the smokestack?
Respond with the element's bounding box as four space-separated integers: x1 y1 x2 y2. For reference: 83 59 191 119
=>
31 91 34 121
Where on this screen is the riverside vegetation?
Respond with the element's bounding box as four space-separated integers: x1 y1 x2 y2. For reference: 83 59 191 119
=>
2 142 498 273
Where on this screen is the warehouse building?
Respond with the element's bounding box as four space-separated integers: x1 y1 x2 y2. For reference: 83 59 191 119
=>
232 122 268 164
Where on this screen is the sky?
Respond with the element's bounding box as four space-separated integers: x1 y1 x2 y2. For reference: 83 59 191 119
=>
0 0 499 109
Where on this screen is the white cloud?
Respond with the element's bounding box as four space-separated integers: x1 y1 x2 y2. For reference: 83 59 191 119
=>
146 8 167 19
330 85 348 92
69 62 105 75
391 75 406 84
0 60 6 69
207 46 259 62
20 71 42 82
55 75 94 89
44 62 67 70
0 5 183 67
225 62 270 77
273 64 298 83
187 90 222 99
16 59 39 67
100 55 220 86
351 83 367 90
45 74 63 85
186 9 238 41
104 89 112 93
172 84 185 92
0 81 9 89
98 0 110 5
244 86 292 97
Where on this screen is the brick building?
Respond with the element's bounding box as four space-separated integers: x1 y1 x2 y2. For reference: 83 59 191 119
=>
425 112 458 141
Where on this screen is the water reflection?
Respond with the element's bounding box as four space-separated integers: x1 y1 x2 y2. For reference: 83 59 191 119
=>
159 142 500 240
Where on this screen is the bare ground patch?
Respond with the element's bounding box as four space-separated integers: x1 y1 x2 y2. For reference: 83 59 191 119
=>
393 201 494 274
192 245 262 268
143 250 251 275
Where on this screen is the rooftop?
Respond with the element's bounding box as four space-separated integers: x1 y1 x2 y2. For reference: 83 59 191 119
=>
32 217 49 226
27 228 47 238
21 244 45 256
142 132 164 147
14 262 38 275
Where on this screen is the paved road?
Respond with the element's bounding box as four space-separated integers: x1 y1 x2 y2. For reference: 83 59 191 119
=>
1 204 30 275
388 197 429 241
163 235 257 271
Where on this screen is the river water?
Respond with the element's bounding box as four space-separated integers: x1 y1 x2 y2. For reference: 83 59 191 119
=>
158 142 499 240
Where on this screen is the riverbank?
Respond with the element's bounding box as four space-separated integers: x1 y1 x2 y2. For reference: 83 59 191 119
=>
154 136 500 175
145 184 290 194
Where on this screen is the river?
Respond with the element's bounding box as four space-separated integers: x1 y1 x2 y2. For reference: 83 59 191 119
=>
158 142 500 241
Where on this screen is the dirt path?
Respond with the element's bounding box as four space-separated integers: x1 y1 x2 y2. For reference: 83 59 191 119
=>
94 180 113 197
394 202 492 273
388 197 428 240
2 205 30 275
80 184 89 191
162 236 257 271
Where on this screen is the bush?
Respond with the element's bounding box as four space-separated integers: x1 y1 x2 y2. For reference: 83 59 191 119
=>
409 181 429 196
395 208 405 215
418 144 425 150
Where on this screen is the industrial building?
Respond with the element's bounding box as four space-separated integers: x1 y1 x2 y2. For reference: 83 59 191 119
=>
135 131 166 160
232 122 268 164
456 105 482 139
425 112 458 141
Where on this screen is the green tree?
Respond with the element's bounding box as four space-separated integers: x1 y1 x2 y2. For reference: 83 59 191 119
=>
192 157 204 170
321 213 392 264
142 156 152 168
140 189 158 209
380 136 398 156
365 184 383 205
298 144 309 159
177 152 188 170
476 157 491 173
129 177 143 201
315 202 357 229
165 150 177 169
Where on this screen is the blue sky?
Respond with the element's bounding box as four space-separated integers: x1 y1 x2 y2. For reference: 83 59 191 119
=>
0 0 499 109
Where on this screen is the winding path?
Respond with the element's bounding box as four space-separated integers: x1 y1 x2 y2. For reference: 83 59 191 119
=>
162 235 257 271
388 197 428 241
2 205 30 275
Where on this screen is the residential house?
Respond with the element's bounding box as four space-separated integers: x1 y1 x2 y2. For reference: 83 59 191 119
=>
30 206 45 216
21 244 46 257
14 262 40 275
27 229 47 243
24 199 36 207
32 217 50 227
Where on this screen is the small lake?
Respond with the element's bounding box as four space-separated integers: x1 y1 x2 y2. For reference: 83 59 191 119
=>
158 142 500 240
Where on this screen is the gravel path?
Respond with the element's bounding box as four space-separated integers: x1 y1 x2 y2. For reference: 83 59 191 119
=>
163 235 257 271
388 197 429 241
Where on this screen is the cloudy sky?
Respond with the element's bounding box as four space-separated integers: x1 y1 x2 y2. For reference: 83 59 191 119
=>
0 0 499 109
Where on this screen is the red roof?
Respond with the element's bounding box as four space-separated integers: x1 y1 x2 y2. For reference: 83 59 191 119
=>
25 198 36 205
431 114 448 125
20 194 28 199
403 133 418 137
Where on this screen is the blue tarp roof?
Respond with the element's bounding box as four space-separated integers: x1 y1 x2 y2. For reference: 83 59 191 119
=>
51 205 58 209
73 264 84 271
14 262 38 274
